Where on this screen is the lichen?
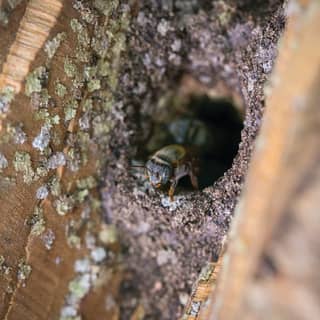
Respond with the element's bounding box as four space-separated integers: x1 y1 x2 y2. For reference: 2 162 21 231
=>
92 115 110 137
32 124 51 151
69 273 91 299
45 32 67 59
99 224 118 245
35 165 49 178
90 247 107 263
42 229 55 250
198 263 215 282
55 81 67 97
64 99 78 122
26 205 46 236
17 259 32 284
66 148 81 172
31 89 52 110
66 221 81 248
74 258 90 273
93 0 119 16
25 66 48 96
6 123 27 144
64 57 78 78
73 0 97 24
36 185 49 199
70 19 90 47
0 0 22 26
0 254 12 287
0 86 15 115
76 176 97 190
13 151 35 184
0 9 9 26
54 195 75 215
75 189 89 203
0 153 8 170
47 152 66 170
48 175 61 196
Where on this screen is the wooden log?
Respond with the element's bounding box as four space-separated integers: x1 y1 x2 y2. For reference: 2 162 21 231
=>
204 1 320 319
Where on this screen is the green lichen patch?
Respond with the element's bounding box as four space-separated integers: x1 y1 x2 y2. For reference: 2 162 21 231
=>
92 115 110 137
76 176 97 190
45 32 67 59
26 205 46 236
66 147 82 172
75 189 89 203
73 0 97 25
82 98 93 112
93 0 119 17
0 86 15 115
34 109 60 127
25 66 48 97
64 57 78 78
87 79 101 92
0 255 12 283
54 195 75 215
48 175 61 197
66 220 81 248
5 123 27 144
70 19 90 47
198 263 215 282
30 89 53 110
17 259 32 283
99 224 118 245
64 99 79 122
69 273 91 300
55 81 67 97
13 151 35 184
35 165 49 178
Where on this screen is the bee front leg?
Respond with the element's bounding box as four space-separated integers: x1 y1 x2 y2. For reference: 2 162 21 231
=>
168 179 177 202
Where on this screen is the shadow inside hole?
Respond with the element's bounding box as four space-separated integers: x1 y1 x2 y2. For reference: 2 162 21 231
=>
189 96 244 189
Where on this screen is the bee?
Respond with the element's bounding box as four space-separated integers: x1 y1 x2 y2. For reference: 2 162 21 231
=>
145 144 199 201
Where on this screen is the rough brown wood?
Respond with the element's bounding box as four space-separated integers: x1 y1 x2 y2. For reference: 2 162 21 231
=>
0 2 122 319
204 1 320 319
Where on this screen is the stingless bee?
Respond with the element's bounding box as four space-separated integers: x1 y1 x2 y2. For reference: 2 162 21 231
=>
145 144 199 201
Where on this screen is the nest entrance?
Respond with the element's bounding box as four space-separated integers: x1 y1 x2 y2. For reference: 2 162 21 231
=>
141 80 244 193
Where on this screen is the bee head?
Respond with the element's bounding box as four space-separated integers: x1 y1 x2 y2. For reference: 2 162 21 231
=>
145 159 172 188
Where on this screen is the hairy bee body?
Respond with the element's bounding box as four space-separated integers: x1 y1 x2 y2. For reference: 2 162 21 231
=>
146 144 198 200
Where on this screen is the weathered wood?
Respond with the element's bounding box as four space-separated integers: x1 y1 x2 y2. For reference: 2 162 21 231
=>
204 1 320 319
0 1 123 319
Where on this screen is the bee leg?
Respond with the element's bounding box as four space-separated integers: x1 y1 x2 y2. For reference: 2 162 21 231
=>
169 180 177 201
190 170 199 190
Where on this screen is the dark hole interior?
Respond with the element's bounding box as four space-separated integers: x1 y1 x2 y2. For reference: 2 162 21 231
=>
189 96 244 188
138 94 243 192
